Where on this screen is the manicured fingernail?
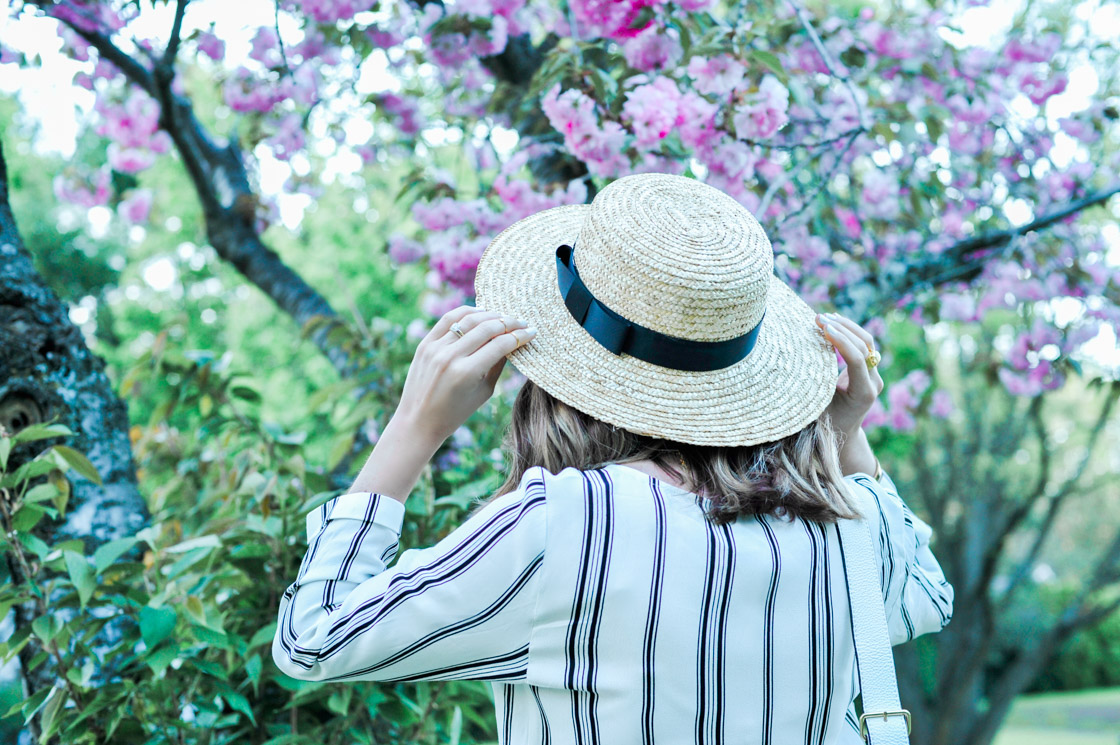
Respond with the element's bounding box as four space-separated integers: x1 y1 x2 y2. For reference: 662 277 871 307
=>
525 327 538 337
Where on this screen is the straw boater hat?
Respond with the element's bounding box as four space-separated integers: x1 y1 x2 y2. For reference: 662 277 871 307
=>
473 172 837 447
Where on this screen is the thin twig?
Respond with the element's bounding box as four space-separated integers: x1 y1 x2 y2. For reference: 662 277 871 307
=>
160 0 189 70
275 0 293 77
892 179 1120 304
775 128 861 227
788 0 869 131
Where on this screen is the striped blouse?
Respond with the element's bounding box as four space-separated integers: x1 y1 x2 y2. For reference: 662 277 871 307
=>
273 462 953 744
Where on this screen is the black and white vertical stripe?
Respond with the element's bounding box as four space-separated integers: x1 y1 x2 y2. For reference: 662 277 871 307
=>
695 518 736 745
564 469 615 745
640 479 668 745
273 463 954 745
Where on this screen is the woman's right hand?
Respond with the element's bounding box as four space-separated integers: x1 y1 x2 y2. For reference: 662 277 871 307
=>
815 312 884 476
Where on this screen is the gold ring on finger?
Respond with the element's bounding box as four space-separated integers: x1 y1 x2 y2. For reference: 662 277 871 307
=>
450 321 465 338
865 349 881 369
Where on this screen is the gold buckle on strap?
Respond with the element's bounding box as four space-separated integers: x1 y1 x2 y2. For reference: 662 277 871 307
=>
859 709 911 740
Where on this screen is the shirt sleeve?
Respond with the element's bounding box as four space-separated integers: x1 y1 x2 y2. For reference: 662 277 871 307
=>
272 469 548 683
843 469 954 646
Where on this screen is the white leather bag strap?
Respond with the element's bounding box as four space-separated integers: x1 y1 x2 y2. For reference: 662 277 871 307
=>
836 481 912 744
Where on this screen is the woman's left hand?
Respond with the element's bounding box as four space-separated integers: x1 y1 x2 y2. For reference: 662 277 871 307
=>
815 312 884 436
395 306 537 446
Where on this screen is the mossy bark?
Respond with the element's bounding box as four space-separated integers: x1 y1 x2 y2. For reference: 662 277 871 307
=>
1 138 148 741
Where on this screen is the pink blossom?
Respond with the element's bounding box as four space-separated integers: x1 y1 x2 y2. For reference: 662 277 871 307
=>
367 25 407 49
1019 73 1068 106
0 46 20 65
834 206 861 238
117 189 153 224
677 92 719 149
54 168 112 209
577 122 630 178
732 75 789 140
196 31 225 61
621 26 682 72
1058 116 1100 144
998 367 1043 397
570 0 659 40
107 144 156 173
859 22 913 60
861 398 889 430
224 67 287 113
929 390 954 418
623 76 681 150
686 54 746 96
285 0 376 24
267 113 306 161
282 64 321 107
95 91 161 148
860 169 900 220
249 26 282 67
388 234 426 264
422 286 469 317
939 292 977 322
1004 34 1061 64
377 93 423 135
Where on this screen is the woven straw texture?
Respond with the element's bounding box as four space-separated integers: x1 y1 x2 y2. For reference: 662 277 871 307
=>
474 173 837 447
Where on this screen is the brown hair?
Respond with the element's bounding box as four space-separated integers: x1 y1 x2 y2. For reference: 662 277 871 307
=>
486 378 863 525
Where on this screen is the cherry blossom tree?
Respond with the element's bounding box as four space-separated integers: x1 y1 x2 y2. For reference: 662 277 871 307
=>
3 0 1119 742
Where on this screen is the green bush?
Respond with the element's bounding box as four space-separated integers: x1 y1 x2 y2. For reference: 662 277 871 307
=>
0 320 519 744
1028 603 1120 693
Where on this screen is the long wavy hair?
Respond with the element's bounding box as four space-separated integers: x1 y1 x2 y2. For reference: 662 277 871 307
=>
485 378 863 525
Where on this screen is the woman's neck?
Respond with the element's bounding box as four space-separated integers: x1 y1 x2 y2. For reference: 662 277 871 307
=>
620 458 692 492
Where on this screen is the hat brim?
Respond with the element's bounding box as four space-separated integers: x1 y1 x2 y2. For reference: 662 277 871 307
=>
474 203 839 447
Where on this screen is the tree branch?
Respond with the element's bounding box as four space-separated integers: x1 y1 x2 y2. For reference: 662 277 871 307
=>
43 7 355 375
891 179 1120 304
997 387 1119 607
160 0 188 70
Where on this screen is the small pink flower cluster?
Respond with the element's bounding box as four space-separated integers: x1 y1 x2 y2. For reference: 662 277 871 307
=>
732 75 790 141
118 189 154 225
998 320 1067 397
284 0 376 24
542 84 629 178
54 167 111 209
376 93 425 136
864 370 945 431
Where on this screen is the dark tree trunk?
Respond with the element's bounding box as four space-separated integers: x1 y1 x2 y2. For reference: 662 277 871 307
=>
0 137 148 736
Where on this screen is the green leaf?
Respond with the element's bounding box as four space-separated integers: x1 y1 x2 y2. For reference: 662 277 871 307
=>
139 605 178 648
93 537 138 573
39 688 67 739
17 531 51 560
31 615 56 644
327 686 352 716
750 49 784 76
52 445 102 485
12 423 72 445
23 483 58 504
0 625 32 662
18 687 51 723
248 622 277 649
63 550 96 608
245 654 263 689
11 503 46 532
143 642 180 675
449 705 463 745
191 624 230 649
0 437 10 470
165 534 222 553
222 690 256 725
